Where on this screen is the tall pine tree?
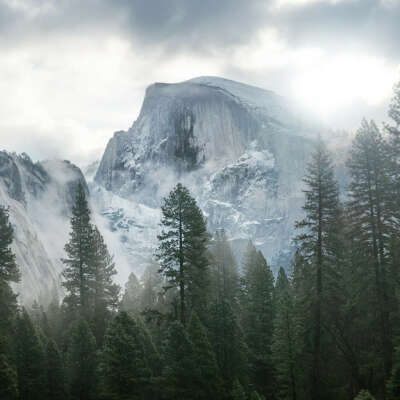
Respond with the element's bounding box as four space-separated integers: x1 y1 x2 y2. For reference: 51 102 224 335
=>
241 242 275 397
157 183 210 325
295 139 340 400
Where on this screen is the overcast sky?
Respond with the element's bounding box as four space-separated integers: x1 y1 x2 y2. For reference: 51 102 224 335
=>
0 0 399 166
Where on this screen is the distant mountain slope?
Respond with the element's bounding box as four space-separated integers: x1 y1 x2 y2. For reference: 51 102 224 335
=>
0 151 87 304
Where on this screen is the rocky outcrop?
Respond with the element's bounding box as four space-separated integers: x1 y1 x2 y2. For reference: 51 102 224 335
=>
0 151 87 304
92 76 317 273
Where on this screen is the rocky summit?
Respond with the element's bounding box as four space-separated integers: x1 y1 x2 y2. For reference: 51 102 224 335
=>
91 76 317 275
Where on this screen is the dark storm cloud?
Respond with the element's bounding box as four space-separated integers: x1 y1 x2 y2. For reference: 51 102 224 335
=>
0 0 269 54
274 0 400 59
1 0 400 60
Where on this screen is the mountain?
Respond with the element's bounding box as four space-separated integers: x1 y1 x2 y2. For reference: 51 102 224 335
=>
92 76 317 275
0 151 87 304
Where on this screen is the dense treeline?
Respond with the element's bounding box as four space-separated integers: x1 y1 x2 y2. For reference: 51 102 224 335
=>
1 84 400 400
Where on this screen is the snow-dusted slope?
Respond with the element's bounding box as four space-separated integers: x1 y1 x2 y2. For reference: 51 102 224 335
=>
93 76 316 273
0 151 87 304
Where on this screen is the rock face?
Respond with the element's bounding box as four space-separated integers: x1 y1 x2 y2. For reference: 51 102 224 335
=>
92 76 317 274
0 151 87 304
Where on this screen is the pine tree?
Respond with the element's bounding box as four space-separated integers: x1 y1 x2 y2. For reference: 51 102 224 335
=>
250 391 265 400
354 390 375 400
0 334 18 400
140 259 163 311
0 206 19 400
100 312 152 400
295 139 340 400
210 229 239 307
45 339 66 400
66 318 97 400
91 226 120 346
231 379 247 400
121 272 143 314
386 345 400 400
187 312 224 399
62 183 94 317
15 309 46 400
62 184 120 346
347 119 394 384
241 242 275 397
208 298 249 391
162 320 199 399
0 205 19 336
0 206 20 284
272 267 298 400
157 183 210 325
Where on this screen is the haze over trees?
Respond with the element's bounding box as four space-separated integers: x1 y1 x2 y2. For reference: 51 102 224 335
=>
1 83 400 400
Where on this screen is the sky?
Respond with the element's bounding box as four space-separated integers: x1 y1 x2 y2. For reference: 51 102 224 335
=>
0 0 399 167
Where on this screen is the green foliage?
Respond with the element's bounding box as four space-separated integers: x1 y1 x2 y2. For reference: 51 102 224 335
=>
100 312 152 400
162 320 200 399
121 272 143 315
272 268 299 400
62 183 120 345
157 183 210 324
0 342 18 400
15 310 46 400
187 312 224 399
66 318 97 400
294 139 341 400
208 298 249 390
62 183 93 315
354 390 375 400
241 242 275 397
0 206 20 283
231 379 247 400
386 346 400 400
210 229 239 306
45 339 66 400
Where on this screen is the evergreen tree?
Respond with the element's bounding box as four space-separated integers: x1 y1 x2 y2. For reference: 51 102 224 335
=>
0 206 19 400
295 139 340 400
157 183 210 324
386 345 400 400
241 242 275 397
91 226 120 346
121 272 143 315
347 119 394 385
0 205 19 335
231 379 247 400
210 229 239 307
66 318 97 400
62 183 94 317
45 339 66 400
187 312 224 399
15 309 46 400
62 184 120 346
272 267 298 400
162 320 199 399
140 259 163 311
354 390 375 400
0 334 18 400
0 206 19 283
100 312 152 400
208 298 249 391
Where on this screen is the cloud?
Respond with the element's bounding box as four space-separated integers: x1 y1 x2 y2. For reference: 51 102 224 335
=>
0 0 399 166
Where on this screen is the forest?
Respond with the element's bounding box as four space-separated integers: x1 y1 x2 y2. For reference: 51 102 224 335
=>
1 83 400 400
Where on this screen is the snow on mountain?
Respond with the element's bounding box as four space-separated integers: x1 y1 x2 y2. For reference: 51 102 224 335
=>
0 151 87 304
92 76 317 274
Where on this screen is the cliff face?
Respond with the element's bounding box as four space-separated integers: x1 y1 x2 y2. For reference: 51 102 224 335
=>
0 151 87 304
92 76 317 273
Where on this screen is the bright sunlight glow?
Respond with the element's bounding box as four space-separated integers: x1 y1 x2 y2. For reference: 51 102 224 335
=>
292 53 399 120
